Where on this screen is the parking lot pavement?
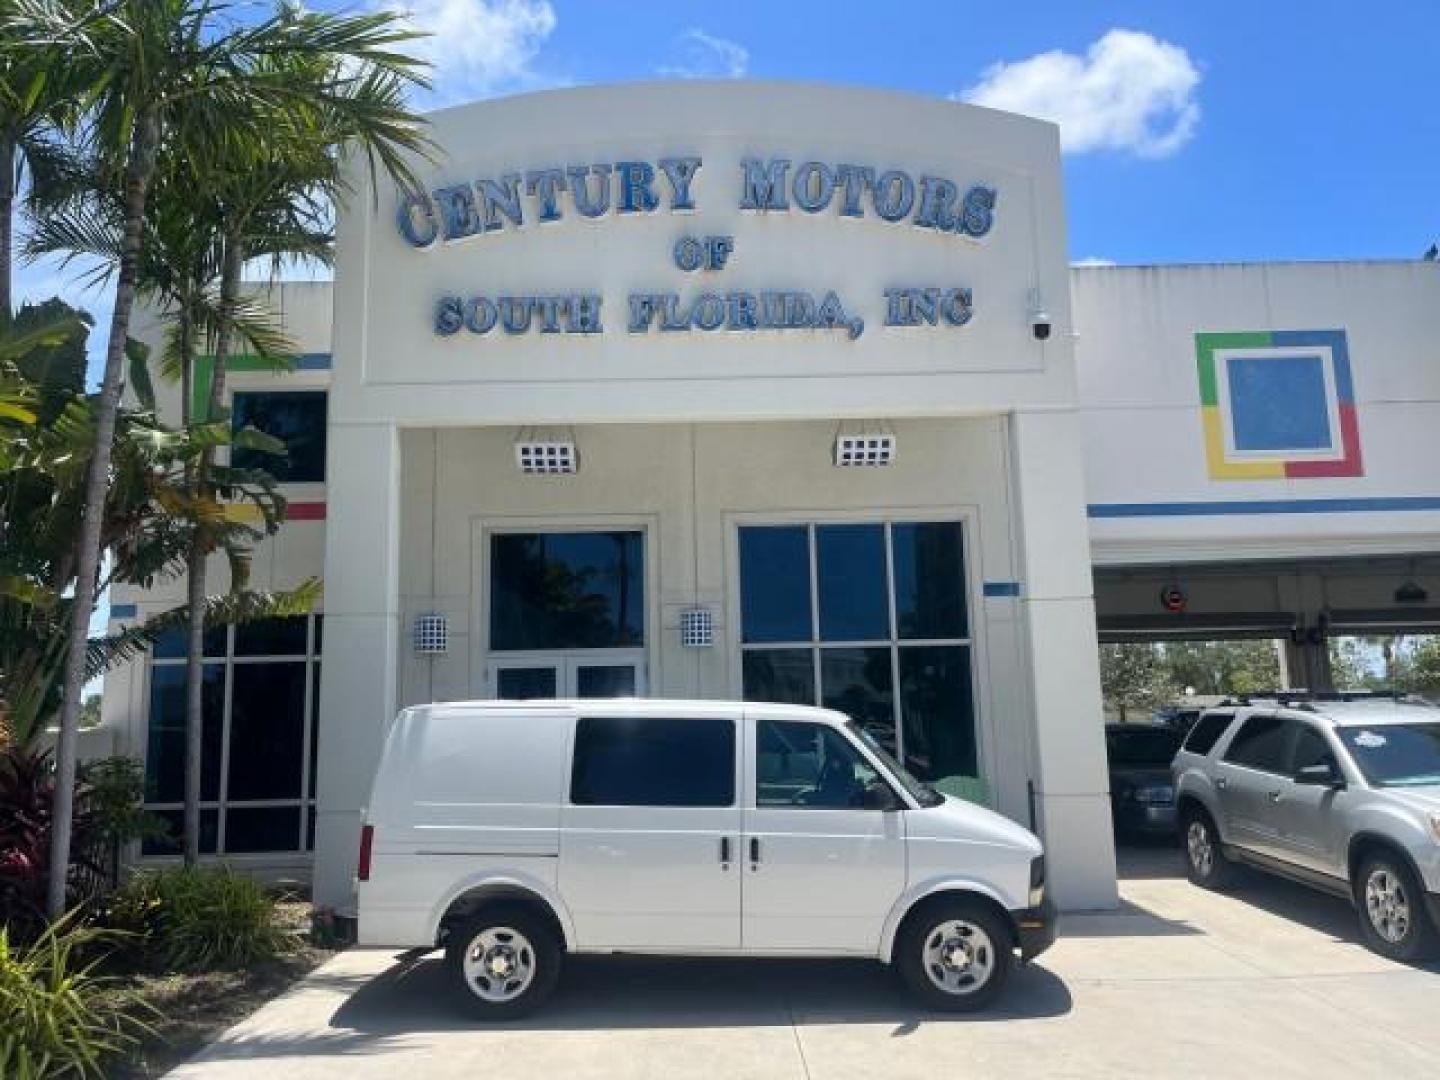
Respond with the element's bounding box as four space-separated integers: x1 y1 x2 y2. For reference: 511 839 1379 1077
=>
167 845 1440 1080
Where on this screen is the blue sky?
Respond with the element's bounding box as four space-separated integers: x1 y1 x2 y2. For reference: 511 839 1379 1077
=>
304 0 1438 266
16 0 1439 329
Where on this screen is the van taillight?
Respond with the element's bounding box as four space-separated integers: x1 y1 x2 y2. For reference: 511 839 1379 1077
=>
358 824 374 882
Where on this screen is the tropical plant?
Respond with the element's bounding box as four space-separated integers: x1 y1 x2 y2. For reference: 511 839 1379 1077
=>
0 914 152 1079
0 747 102 940
4 0 430 919
76 756 167 884
109 865 294 971
0 299 317 750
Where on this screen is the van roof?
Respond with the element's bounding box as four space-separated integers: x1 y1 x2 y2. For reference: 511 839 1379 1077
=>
402 698 852 722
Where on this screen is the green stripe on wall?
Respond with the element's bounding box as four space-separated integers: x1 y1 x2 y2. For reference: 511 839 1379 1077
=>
1194 331 1272 407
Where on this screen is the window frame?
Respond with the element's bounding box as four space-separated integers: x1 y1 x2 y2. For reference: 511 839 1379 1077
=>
727 510 984 782
141 614 322 860
567 714 738 808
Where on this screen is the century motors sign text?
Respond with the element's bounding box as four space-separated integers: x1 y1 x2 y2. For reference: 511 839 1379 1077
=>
396 157 997 342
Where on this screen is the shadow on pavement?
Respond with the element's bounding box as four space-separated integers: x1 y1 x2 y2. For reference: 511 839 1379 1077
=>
329 953 1073 1035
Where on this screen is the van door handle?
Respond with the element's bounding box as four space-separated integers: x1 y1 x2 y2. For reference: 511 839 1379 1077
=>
1216 777 1228 791
749 837 761 865
1268 790 1282 803
719 837 731 867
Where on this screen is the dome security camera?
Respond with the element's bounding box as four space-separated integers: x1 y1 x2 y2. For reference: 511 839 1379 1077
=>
1031 309 1052 341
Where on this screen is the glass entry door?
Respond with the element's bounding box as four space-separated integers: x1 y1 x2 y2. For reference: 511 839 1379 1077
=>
493 655 645 700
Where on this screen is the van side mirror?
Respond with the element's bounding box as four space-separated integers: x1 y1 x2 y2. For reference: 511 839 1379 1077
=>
1295 761 1344 789
863 782 900 811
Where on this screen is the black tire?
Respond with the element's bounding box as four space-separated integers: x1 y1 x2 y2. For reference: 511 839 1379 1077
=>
444 904 562 1019
1354 853 1440 963
894 897 1014 1012
1181 807 1234 890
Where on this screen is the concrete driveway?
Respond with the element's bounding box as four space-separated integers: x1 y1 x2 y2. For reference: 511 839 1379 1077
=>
167 846 1440 1079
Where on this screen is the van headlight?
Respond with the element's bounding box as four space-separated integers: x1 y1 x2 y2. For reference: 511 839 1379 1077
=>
1028 855 1046 908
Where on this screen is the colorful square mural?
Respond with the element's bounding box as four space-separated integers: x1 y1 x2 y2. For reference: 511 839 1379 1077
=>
1195 329 1362 480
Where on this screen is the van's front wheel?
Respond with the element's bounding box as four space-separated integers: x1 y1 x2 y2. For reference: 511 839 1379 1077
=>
895 898 1013 1011
445 906 561 1019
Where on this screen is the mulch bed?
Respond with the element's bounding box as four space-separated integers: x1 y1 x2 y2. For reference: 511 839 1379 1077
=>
103 902 340 1079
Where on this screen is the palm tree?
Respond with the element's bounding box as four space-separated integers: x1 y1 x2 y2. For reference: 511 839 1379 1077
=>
0 23 79 316
3 0 429 918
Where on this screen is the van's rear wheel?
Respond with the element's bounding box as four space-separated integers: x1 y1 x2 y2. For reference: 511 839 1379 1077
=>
895 897 1013 1011
445 906 561 1019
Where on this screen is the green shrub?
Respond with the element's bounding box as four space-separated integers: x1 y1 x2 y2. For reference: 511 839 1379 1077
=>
113 866 294 971
0 916 152 1079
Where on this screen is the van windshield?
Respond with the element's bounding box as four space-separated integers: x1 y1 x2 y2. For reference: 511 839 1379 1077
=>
846 722 945 807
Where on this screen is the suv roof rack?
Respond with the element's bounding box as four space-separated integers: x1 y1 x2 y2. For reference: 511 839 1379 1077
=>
1217 689 1409 709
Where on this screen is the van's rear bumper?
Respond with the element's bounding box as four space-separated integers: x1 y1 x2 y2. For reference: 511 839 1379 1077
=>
1015 895 1058 961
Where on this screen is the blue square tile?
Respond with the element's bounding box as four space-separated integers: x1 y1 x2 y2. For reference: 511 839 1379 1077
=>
1227 354 1332 452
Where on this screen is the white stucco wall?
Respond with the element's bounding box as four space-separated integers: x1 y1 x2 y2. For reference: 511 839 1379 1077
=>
1075 261 1440 565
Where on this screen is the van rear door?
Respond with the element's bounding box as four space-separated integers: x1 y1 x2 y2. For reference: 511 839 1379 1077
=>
560 711 742 950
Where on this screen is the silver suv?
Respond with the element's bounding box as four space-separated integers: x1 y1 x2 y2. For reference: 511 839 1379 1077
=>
1173 695 1440 961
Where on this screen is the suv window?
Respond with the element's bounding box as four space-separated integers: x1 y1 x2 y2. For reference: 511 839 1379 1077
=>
756 719 886 809
1183 711 1232 756
1288 724 1334 775
570 716 735 807
1223 714 1291 773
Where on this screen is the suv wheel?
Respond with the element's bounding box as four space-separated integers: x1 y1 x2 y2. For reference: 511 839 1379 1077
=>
895 897 1014 1012
1182 809 1234 889
445 905 562 1019
1356 854 1440 962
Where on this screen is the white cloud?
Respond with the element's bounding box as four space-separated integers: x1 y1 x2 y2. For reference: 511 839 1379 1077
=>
657 28 749 80
388 0 559 105
1071 256 1117 267
963 29 1200 158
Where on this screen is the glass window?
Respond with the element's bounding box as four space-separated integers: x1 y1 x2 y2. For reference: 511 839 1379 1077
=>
1338 723 1440 788
1106 726 1184 767
570 716 734 807
737 520 974 782
739 526 811 643
142 808 218 856
224 806 302 854
227 663 306 800
1223 715 1291 773
497 666 557 700
899 645 976 781
576 665 636 698
821 648 895 752
1289 725 1335 774
231 390 327 483
816 525 888 641
145 665 224 802
150 623 227 660
893 522 967 639
742 649 814 706
1183 712 1233 755
235 616 308 657
756 719 886 809
490 531 644 650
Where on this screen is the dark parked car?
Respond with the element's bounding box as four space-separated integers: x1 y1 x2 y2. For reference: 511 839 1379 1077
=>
1106 724 1184 838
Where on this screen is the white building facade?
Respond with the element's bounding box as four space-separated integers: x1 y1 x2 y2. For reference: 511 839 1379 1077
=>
99 82 1440 917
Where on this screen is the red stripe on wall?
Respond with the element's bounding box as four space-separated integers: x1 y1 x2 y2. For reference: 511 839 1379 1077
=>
1284 404 1363 478
288 501 327 521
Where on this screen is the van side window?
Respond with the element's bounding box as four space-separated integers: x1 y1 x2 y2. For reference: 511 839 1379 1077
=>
756 719 884 809
1182 712 1232 756
1222 715 1291 774
570 717 735 807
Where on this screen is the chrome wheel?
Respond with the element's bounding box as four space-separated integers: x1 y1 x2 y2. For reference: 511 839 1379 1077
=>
1187 820 1214 877
1365 869 1412 945
921 919 996 996
460 926 537 1003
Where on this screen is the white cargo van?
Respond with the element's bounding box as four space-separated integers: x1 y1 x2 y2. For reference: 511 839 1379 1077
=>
357 699 1055 1016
